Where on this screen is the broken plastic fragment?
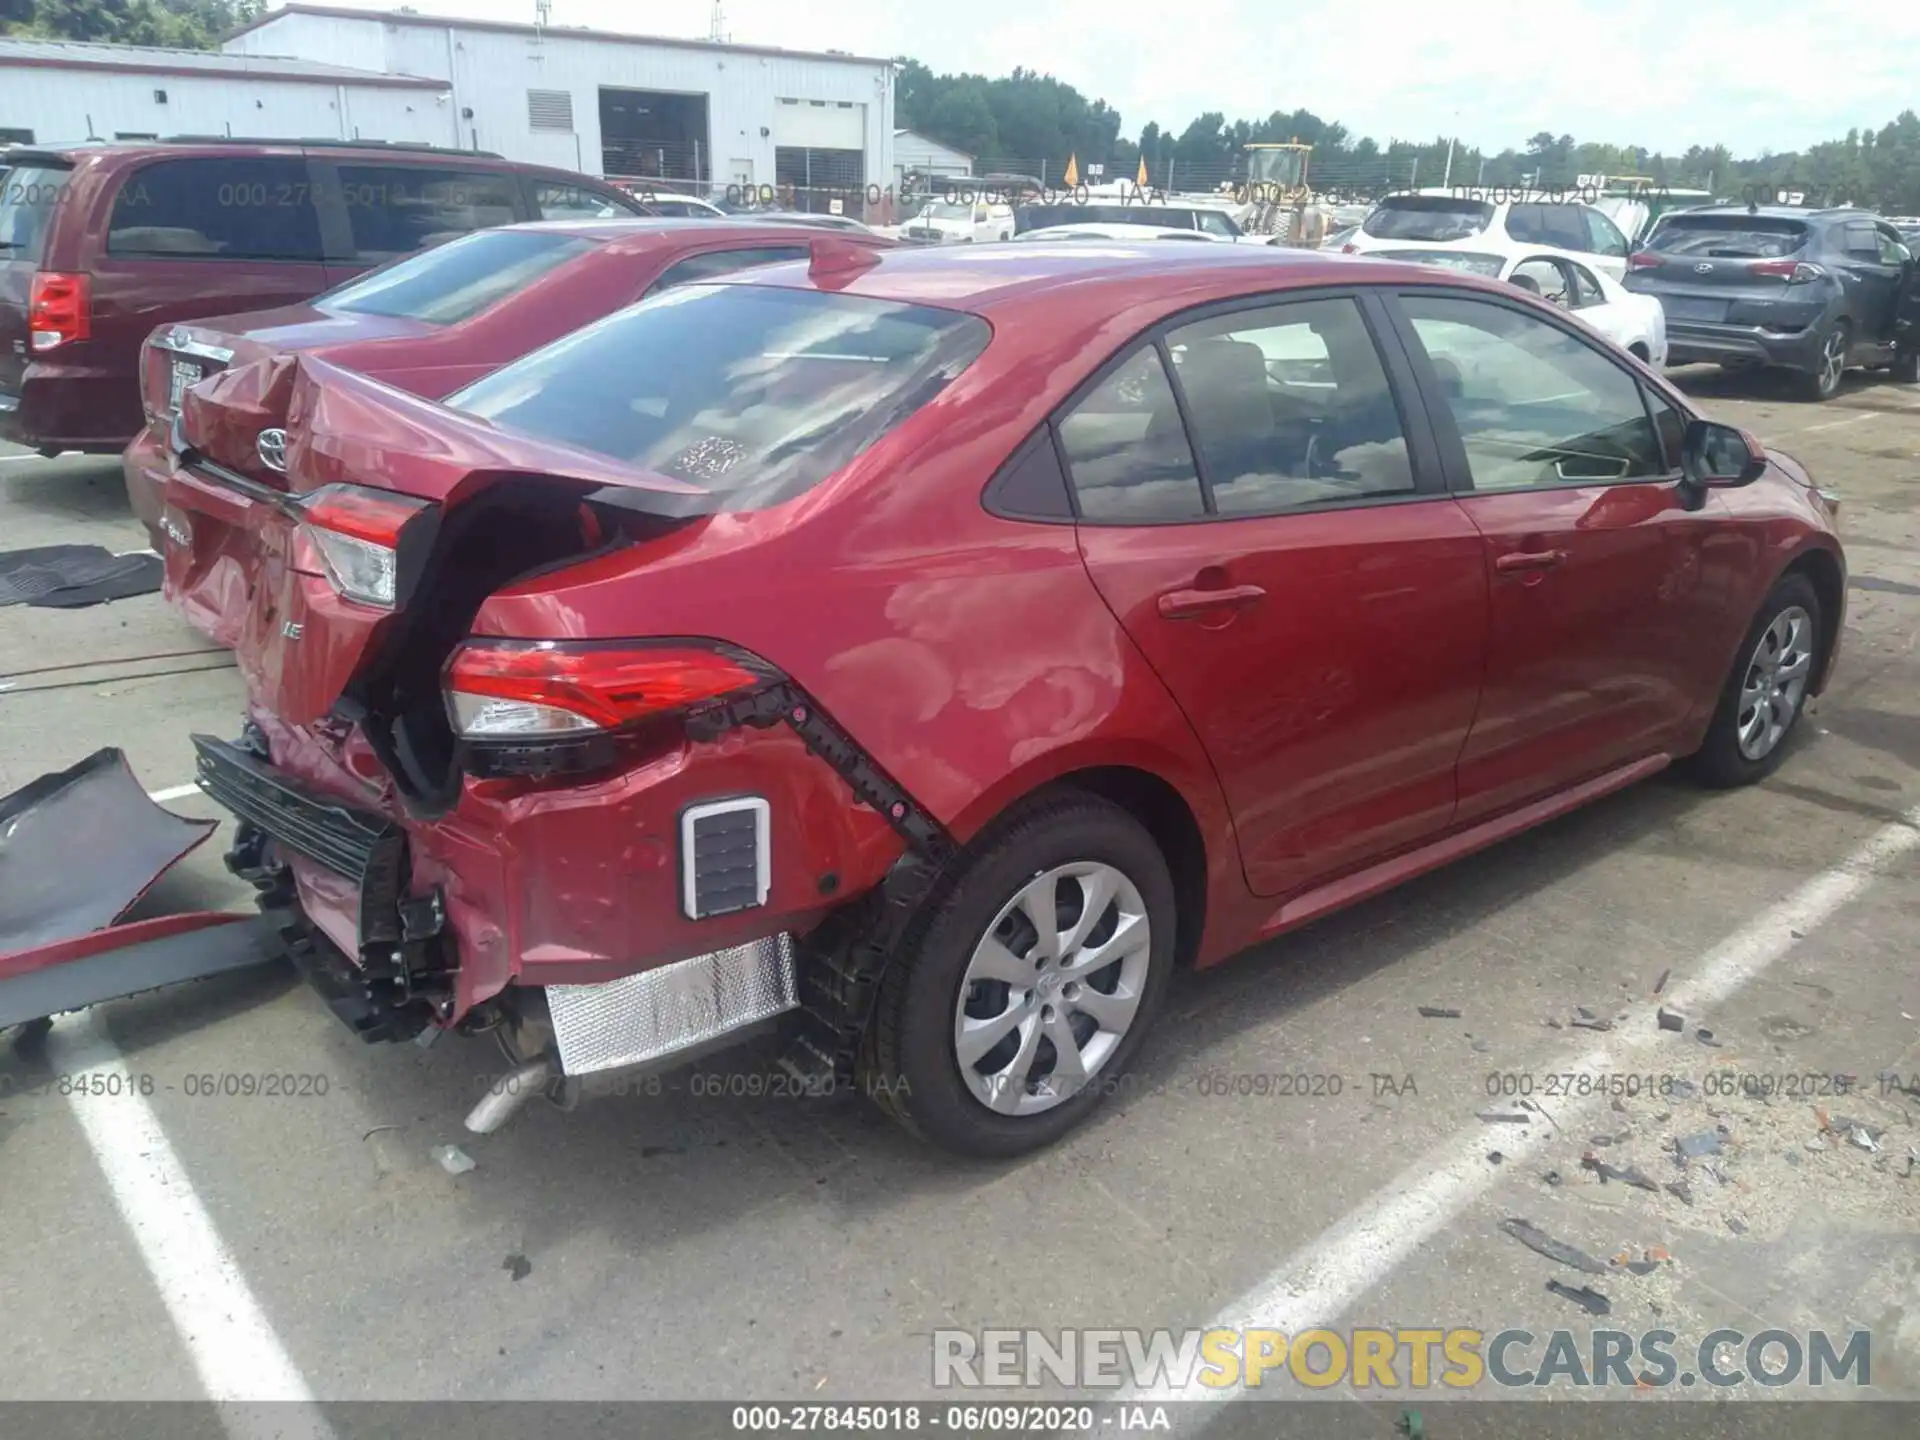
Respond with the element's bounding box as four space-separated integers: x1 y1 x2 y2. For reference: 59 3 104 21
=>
1676 1130 1725 1160
1658 1007 1685 1032
1500 1217 1608 1274
1545 1279 1612 1315
431 1144 476 1175
1417 1006 1462 1019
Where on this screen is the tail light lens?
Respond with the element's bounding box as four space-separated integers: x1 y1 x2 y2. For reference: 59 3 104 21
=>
443 640 769 739
1627 251 1663 270
28 272 91 351
1750 259 1825 283
1341 242 1358 254
299 483 432 608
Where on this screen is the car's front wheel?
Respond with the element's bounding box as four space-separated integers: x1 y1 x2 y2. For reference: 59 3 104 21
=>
864 792 1176 1158
1687 573 1823 788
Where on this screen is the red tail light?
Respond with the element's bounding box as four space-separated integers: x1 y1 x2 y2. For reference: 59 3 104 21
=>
1341 242 1359 254
1749 259 1825 283
443 640 770 739
1627 251 1663 270
299 483 433 608
28 272 91 351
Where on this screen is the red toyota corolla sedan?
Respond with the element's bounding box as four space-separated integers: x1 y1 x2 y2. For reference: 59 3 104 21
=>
124 219 885 549
160 239 1845 1158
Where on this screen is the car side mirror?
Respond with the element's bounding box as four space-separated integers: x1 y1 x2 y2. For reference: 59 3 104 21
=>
1681 419 1767 489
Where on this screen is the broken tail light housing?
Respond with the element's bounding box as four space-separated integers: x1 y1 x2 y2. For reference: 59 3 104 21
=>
1627 251 1663 270
443 639 774 742
28 272 91 351
1749 259 1826 284
299 483 434 608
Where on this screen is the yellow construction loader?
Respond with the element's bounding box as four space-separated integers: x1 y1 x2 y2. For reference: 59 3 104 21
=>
1238 142 1321 245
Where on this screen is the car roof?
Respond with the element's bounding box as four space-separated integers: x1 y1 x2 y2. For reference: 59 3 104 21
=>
1665 204 1875 222
731 239 1489 319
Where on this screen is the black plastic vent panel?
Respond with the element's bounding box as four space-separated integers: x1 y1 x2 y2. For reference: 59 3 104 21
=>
681 797 770 919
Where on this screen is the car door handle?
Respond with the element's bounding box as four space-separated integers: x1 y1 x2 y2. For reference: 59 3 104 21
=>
1157 583 1267 619
1495 549 1569 573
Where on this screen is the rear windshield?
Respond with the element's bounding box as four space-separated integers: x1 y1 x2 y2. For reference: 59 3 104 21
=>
1646 215 1809 258
1376 249 1506 277
1017 204 1194 233
319 228 598 325
446 282 992 510
1361 197 1495 241
0 164 71 265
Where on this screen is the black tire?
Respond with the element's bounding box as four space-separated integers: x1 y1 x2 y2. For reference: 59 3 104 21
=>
863 790 1177 1158
1798 321 1850 401
1893 350 1919 384
1687 573 1823 789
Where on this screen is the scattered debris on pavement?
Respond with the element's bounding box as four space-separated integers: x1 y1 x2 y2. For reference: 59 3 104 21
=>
1653 968 1671 995
1500 1217 1608 1274
1676 1130 1726 1160
1417 1006 1462 1019
1545 1279 1612 1315
503 1253 532 1281
0 544 163 609
432 1144 477 1175
1581 1154 1660 1191
1658 1007 1686 1031
1478 1109 1530 1124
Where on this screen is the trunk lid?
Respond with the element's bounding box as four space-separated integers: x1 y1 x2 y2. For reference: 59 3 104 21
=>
165 355 713 726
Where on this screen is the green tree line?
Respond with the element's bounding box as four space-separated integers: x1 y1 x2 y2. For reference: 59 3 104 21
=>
897 58 1920 213
0 0 261 50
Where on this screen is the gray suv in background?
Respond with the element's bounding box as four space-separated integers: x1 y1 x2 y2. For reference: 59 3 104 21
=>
1625 205 1914 399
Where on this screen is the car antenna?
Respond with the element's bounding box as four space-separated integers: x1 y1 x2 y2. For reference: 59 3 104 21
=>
808 235 881 287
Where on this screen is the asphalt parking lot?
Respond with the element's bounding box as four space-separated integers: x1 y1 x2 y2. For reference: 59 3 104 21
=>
3 368 1919 1429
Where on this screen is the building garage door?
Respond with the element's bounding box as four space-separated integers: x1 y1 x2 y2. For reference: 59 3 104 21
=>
773 99 866 215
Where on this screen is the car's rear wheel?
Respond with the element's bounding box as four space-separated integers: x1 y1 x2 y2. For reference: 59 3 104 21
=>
863 792 1176 1158
1687 573 1822 788
1800 322 1850 401
1893 350 1919 384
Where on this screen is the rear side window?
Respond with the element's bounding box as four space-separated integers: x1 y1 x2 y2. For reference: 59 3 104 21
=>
446 283 991 511
334 165 521 260
1361 197 1494 241
108 157 322 260
533 180 642 220
1645 216 1808 258
645 245 809 294
318 228 598 325
1056 347 1207 522
0 164 70 264
1505 204 1589 250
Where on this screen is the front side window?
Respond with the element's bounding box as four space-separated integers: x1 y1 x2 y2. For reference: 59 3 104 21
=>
108 157 322 260
1398 293 1663 491
447 284 990 511
1165 297 1414 515
1055 347 1207 522
317 227 597 325
1506 203 1589 251
334 165 521 260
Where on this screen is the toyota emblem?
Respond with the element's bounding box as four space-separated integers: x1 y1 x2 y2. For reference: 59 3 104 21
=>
1694 262 1714 273
256 427 288 473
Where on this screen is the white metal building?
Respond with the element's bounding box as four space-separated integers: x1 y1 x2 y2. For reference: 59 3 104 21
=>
893 127 972 184
0 38 450 148
223 5 897 195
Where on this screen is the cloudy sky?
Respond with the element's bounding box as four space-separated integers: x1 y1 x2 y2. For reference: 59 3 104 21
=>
297 0 1920 157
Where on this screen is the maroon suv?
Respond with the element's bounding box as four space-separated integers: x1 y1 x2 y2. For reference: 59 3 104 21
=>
0 137 644 455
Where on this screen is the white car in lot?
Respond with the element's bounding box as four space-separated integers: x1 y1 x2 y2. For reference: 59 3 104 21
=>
1343 190 1634 280
1369 243 1668 366
893 197 1015 244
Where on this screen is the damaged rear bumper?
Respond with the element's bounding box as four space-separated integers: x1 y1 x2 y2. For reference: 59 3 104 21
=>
191 731 806 1075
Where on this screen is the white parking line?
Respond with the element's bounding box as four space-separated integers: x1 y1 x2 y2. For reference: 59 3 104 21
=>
1802 412 1880 433
1103 805 1920 1422
46 1012 335 1437
147 782 202 804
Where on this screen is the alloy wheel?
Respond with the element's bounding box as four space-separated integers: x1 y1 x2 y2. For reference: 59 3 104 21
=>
952 861 1152 1116
1819 329 1847 393
1736 605 1814 761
